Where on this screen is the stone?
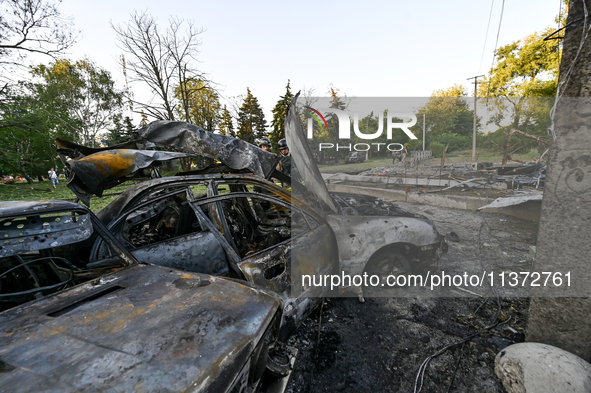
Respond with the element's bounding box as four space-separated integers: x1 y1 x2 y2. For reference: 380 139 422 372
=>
495 342 591 393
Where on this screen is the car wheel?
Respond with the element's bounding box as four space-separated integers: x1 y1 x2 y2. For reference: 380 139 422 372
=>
364 249 412 282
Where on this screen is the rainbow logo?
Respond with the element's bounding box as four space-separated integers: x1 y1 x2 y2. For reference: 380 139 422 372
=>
304 106 328 131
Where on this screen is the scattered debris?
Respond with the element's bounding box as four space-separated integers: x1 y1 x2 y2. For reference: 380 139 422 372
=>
478 191 544 210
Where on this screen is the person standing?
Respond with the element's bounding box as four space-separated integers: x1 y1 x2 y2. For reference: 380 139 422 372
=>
275 138 301 187
276 139 292 174
254 137 272 194
400 146 408 163
48 168 59 189
392 150 399 164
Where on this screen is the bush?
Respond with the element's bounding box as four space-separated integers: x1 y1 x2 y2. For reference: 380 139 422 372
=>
429 141 445 157
430 133 472 152
406 139 423 151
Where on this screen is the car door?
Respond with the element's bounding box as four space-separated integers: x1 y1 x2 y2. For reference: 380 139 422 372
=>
197 180 339 341
95 186 230 277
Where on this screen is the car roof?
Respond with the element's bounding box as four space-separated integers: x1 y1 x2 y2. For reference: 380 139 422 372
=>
0 200 88 217
96 174 300 223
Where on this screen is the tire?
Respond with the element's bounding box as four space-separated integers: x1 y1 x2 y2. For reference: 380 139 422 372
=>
362 249 415 296
364 249 412 282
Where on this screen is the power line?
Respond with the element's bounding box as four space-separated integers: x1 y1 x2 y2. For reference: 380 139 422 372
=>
479 0 496 73
490 0 506 73
484 0 506 100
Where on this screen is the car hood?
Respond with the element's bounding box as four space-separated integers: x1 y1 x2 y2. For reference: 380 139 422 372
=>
285 93 339 213
0 264 280 393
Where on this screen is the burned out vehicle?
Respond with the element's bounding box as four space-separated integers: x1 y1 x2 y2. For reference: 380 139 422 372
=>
92 174 338 342
55 96 447 342
0 201 288 392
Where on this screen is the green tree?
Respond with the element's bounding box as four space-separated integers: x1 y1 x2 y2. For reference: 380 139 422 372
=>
482 30 560 98
414 84 476 138
350 110 416 158
270 80 293 151
218 105 234 136
174 79 220 131
0 88 58 182
29 58 124 145
479 26 561 163
106 115 135 145
326 85 347 162
237 88 267 144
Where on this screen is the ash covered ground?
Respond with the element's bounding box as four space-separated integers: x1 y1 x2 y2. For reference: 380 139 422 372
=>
286 202 538 393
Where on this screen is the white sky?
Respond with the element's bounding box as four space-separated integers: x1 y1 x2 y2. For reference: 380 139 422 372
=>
56 0 562 124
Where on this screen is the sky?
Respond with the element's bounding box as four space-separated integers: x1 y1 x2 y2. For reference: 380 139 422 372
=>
55 0 562 124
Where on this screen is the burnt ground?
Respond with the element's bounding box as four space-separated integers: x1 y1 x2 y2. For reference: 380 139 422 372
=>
286 203 539 393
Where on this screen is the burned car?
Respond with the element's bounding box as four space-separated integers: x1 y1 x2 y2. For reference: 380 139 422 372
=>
56 96 447 342
92 174 338 343
0 201 287 392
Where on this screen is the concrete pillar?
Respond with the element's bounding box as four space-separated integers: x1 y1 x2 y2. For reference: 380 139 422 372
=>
526 0 591 361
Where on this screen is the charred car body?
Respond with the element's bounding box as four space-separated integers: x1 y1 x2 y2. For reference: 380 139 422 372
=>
52 95 447 348
0 201 287 392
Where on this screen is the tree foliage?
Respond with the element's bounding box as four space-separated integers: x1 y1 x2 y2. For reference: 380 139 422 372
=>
413 84 476 139
106 114 135 145
270 80 293 151
481 30 560 98
0 87 58 180
237 88 266 144
29 58 124 145
479 27 561 163
174 79 220 132
218 105 234 136
0 57 124 181
325 85 347 161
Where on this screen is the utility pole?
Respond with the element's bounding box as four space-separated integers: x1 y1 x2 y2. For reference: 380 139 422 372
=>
120 55 133 119
526 0 591 361
422 113 425 151
467 75 484 160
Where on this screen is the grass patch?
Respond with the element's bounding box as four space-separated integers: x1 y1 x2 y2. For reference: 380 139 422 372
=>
0 180 142 213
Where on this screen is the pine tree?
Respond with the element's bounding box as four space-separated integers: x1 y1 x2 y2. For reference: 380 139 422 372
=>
327 85 347 162
270 80 293 152
218 105 235 136
237 88 267 144
107 115 135 145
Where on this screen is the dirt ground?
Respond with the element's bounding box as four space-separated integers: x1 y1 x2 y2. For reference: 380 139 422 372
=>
286 202 539 393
